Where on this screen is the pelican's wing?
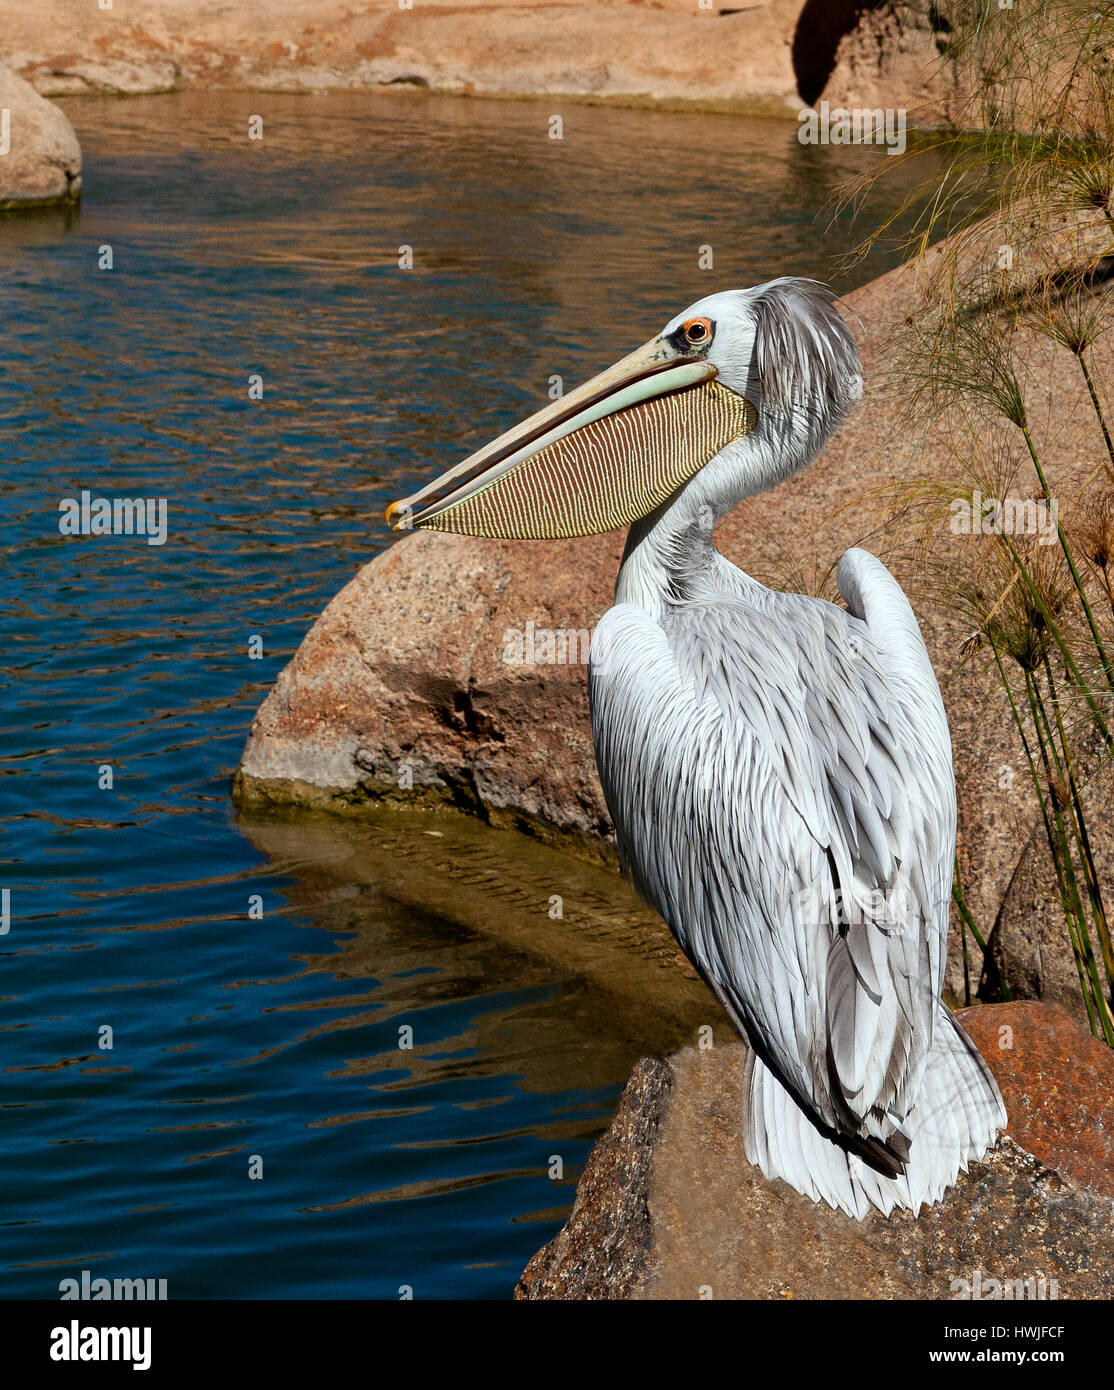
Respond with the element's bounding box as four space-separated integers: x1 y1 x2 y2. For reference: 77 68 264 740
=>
588 548 955 1148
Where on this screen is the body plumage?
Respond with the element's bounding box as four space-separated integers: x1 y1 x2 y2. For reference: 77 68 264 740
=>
391 276 1006 1217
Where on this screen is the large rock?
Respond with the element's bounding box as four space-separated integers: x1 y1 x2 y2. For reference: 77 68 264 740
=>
237 528 622 863
0 63 80 209
516 1003 1114 1299
237 221 1114 1011
4 0 954 117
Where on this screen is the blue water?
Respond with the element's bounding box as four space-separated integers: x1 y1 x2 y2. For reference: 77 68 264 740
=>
0 91 936 1298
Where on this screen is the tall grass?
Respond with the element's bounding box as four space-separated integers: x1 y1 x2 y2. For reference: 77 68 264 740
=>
843 1 1114 1037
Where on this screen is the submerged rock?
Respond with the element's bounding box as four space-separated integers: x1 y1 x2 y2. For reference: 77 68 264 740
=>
517 1003 1114 1300
0 64 81 210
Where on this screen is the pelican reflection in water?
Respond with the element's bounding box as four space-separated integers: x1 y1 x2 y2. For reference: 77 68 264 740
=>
388 280 1005 1218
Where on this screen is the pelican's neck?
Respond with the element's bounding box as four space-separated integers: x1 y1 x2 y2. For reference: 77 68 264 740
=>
615 437 782 620
615 499 720 620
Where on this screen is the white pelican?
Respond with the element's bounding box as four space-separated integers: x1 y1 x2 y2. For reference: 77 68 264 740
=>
388 279 1006 1218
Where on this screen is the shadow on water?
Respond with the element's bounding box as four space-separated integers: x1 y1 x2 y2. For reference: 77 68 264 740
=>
235 806 721 1093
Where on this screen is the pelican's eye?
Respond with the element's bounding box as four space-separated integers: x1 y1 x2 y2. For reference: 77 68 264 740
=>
682 317 713 347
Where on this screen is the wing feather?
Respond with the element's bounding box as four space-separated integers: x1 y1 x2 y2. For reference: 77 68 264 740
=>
589 549 955 1153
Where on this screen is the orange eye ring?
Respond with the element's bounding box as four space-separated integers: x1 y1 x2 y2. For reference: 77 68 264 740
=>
682 317 713 346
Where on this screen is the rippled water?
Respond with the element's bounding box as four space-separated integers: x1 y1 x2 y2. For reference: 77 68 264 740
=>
1 91 938 1298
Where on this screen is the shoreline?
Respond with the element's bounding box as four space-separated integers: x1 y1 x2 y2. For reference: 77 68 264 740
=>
48 82 978 147
50 82 802 124
6 0 958 121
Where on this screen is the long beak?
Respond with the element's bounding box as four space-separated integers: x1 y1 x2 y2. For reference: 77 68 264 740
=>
386 334 756 540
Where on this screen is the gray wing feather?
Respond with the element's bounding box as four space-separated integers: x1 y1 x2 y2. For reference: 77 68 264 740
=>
589 547 955 1151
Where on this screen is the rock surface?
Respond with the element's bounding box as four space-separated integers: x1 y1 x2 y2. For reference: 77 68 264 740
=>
517 1002 1114 1299
237 222 1114 1010
960 1003 1114 1200
0 63 81 209
3 0 954 118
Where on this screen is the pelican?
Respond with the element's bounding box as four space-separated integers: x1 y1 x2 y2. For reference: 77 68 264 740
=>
387 279 1006 1218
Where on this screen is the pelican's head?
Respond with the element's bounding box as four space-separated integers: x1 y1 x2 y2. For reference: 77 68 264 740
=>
386 278 861 538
